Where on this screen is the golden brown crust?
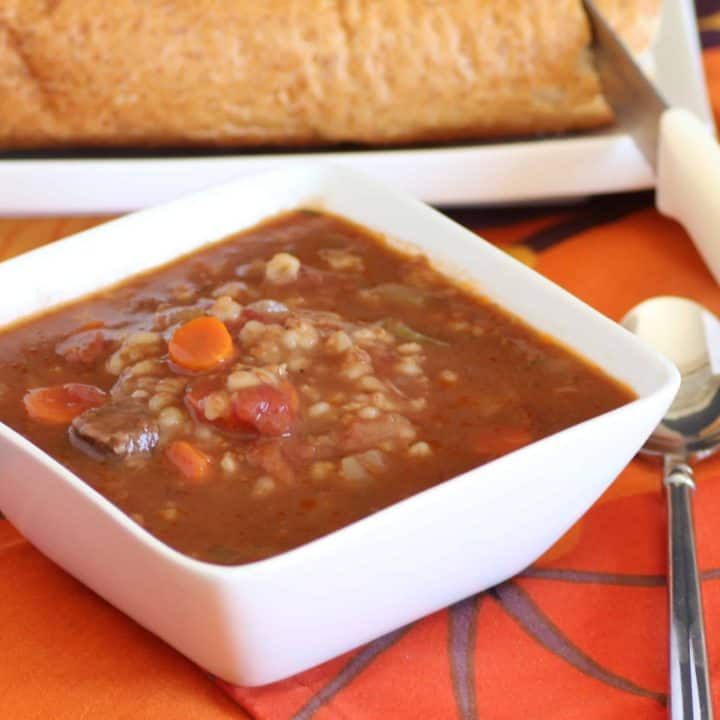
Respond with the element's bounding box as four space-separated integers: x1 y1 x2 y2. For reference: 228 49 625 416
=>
597 0 662 53
0 0 662 150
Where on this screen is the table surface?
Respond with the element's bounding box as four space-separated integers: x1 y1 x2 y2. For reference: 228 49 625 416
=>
3 196 720 720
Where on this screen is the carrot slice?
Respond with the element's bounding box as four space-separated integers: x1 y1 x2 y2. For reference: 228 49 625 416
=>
23 383 107 424
166 440 211 482
168 316 234 372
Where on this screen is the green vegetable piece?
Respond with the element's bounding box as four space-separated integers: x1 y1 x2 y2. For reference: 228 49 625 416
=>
370 283 427 307
383 319 448 346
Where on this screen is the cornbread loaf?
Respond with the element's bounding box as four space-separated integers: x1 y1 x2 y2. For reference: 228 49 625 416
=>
0 0 661 150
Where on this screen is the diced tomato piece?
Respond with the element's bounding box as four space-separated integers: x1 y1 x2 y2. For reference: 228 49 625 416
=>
231 383 296 437
185 377 297 437
23 383 107 424
166 440 211 482
56 329 110 365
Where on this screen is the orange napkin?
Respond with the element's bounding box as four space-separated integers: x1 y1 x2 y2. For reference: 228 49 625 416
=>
3 11 720 720
217 457 720 720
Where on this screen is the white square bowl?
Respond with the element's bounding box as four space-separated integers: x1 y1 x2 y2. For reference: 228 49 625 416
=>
0 164 678 686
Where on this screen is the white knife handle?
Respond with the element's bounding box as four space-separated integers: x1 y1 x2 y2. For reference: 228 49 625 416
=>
657 108 720 284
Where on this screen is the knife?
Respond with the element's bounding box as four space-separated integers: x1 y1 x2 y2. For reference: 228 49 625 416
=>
583 0 720 285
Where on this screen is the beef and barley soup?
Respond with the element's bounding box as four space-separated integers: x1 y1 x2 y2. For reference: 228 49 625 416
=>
0 211 634 564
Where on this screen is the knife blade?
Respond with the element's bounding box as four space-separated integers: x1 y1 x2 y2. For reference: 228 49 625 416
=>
582 0 720 285
582 0 667 171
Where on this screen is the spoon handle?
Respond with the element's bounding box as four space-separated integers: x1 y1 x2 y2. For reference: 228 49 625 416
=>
665 459 714 720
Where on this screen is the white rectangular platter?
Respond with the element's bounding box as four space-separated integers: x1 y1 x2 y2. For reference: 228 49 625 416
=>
0 0 712 215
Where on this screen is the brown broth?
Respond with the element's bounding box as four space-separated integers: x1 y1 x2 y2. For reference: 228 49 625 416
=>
0 211 635 564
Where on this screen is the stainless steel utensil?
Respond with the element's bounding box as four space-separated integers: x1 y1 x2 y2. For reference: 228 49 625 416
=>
583 0 720 283
622 296 720 719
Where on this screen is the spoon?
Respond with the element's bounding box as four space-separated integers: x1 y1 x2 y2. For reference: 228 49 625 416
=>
622 296 720 720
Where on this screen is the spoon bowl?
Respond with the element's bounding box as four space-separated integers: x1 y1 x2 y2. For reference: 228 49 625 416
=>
623 296 720 462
